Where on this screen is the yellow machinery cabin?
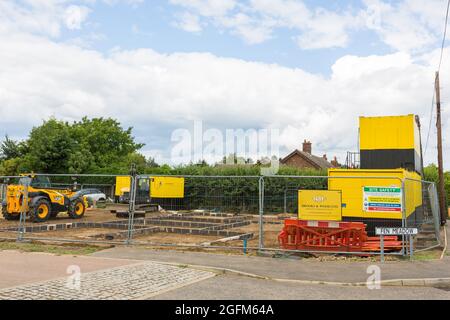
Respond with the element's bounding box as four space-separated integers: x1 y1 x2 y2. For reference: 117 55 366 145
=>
359 114 422 174
114 176 185 204
328 168 423 234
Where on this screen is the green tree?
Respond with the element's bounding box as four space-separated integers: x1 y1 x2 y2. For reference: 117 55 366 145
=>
0 158 23 176
24 119 76 173
423 164 439 183
0 135 22 160
424 163 449 205
71 117 144 172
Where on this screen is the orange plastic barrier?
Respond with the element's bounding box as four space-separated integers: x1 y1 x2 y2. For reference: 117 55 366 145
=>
278 219 402 253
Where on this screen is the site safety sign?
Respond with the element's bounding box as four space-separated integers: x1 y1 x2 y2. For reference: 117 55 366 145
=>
362 186 402 213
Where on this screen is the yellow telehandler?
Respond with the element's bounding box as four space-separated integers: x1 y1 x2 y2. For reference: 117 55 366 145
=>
1 174 88 223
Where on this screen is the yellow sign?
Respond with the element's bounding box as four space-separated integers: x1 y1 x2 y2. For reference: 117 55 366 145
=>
299 190 342 221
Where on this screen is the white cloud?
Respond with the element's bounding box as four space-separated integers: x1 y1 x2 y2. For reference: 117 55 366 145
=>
170 0 360 49
362 0 444 52
173 12 203 32
295 9 360 49
169 0 449 53
0 1 91 37
0 31 448 167
169 0 362 49
169 0 237 17
0 0 449 168
64 5 91 30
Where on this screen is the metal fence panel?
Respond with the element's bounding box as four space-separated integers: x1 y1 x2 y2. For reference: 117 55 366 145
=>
260 175 406 256
127 175 260 251
4 174 133 246
0 173 443 259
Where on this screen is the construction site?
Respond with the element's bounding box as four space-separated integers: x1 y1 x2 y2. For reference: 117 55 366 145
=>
0 114 446 261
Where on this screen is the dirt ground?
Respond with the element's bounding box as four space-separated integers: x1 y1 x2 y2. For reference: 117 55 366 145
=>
0 205 129 229
22 227 121 240
230 222 283 248
135 232 227 245
0 206 258 246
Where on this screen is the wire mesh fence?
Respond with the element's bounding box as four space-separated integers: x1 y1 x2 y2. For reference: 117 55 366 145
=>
0 174 134 245
0 173 444 258
126 175 261 250
404 178 442 252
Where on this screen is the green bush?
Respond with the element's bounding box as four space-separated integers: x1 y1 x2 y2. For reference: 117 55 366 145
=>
423 164 449 205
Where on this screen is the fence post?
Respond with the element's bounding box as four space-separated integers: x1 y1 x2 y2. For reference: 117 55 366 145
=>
126 175 137 245
401 179 407 256
17 182 29 242
409 235 414 261
258 176 265 251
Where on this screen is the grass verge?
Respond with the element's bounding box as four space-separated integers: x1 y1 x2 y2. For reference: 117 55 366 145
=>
412 249 442 261
0 240 111 256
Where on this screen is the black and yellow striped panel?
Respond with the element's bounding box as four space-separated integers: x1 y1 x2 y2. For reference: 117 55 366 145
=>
360 149 421 173
359 115 422 174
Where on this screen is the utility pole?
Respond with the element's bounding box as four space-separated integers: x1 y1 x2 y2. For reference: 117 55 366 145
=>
435 71 448 225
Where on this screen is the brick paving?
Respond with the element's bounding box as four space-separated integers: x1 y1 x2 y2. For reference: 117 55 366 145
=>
0 262 215 300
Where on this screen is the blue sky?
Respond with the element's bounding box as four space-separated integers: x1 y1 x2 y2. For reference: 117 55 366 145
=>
62 0 393 74
0 0 449 168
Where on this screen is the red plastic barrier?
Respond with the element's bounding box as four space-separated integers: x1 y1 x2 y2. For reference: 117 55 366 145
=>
278 219 402 253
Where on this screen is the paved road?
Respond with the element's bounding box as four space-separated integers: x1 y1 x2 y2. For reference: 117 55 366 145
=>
0 250 136 289
0 261 214 300
151 274 450 300
1 249 450 300
93 246 450 283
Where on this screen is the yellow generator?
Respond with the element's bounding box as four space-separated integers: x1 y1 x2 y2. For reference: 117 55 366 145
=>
114 176 185 209
1 175 88 223
115 176 132 203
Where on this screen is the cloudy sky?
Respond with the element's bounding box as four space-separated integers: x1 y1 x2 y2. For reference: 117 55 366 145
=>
0 0 449 168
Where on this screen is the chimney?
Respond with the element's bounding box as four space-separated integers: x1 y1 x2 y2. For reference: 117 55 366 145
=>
323 154 327 161
302 140 312 154
331 156 338 167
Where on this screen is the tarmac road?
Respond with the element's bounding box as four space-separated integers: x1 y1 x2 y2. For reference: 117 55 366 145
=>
1 249 449 300
151 274 450 300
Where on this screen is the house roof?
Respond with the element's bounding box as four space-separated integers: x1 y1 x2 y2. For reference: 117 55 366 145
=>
280 149 334 169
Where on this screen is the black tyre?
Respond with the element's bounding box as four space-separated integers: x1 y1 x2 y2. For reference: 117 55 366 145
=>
1 203 20 221
30 198 52 223
68 198 86 219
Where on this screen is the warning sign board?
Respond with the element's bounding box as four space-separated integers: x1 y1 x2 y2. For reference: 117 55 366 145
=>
363 187 402 213
299 190 342 221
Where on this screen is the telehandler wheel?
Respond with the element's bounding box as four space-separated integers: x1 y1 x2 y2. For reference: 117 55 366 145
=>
1 204 20 221
31 198 52 223
68 198 85 219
